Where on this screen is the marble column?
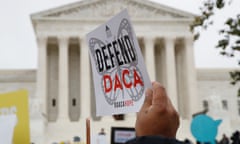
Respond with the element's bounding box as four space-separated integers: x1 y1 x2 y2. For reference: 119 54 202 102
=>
184 37 199 118
80 37 91 118
144 36 156 81
58 36 69 122
36 36 48 123
164 37 178 110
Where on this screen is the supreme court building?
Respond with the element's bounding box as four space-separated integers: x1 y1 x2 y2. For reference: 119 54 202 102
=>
0 0 239 143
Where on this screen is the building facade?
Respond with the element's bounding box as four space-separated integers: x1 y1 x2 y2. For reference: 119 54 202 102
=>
31 0 200 143
197 69 240 137
0 0 239 143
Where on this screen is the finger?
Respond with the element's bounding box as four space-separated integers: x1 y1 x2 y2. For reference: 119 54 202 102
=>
141 88 153 110
152 82 167 105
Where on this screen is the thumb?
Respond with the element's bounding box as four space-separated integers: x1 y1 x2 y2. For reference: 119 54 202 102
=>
141 88 153 110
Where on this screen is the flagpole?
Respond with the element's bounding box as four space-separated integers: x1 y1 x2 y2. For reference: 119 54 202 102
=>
86 118 90 144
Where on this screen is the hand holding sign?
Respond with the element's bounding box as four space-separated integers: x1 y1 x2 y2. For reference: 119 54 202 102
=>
135 82 179 138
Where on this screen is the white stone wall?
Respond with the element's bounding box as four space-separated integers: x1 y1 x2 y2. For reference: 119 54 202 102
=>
197 69 240 139
0 70 36 95
0 69 239 143
0 70 44 143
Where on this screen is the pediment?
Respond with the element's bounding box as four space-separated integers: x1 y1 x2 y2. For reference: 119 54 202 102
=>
31 0 196 20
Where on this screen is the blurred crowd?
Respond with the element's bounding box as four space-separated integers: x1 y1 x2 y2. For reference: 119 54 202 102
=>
32 130 239 144
183 130 240 144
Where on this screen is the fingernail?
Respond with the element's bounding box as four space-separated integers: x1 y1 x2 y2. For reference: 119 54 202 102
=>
145 92 149 97
145 88 152 97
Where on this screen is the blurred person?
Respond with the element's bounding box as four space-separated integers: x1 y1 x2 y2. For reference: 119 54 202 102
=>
231 131 240 144
219 134 229 144
184 138 193 144
98 128 106 135
92 128 107 144
73 136 81 144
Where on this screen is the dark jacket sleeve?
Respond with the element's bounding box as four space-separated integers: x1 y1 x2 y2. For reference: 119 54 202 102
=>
125 136 185 144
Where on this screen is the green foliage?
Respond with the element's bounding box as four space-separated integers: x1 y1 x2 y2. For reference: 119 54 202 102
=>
191 0 240 96
216 0 225 8
230 71 240 97
230 71 240 85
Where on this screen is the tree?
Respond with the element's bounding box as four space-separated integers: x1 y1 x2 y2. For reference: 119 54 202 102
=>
191 0 240 96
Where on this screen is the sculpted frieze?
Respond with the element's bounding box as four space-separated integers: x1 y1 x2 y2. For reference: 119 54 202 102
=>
44 0 186 19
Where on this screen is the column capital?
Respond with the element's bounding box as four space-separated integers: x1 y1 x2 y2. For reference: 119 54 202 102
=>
37 36 48 47
164 37 176 50
184 36 194 41
36 34 48 39
164 36 177 42
78 37 87 45
184 36 194 46
57 35 69 39
57 36 69 46
37 36 47 41
78 36 85 40
144 36 156 42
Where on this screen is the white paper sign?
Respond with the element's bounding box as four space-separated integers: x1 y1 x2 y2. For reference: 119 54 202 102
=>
0 114 18 144
87 9 151 116
114 130 135 143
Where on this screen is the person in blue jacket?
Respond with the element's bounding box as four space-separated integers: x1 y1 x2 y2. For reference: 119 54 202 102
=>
125 81 183 144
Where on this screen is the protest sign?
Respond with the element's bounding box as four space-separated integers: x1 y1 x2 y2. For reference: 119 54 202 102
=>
87 9 151 116
191 114 222 144
0 90 30 144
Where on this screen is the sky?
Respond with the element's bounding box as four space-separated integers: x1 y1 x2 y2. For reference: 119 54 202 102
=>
0 0 239 69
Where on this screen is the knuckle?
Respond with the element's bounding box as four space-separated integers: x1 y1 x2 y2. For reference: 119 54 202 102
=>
156 84 166 93
154 103 167 114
